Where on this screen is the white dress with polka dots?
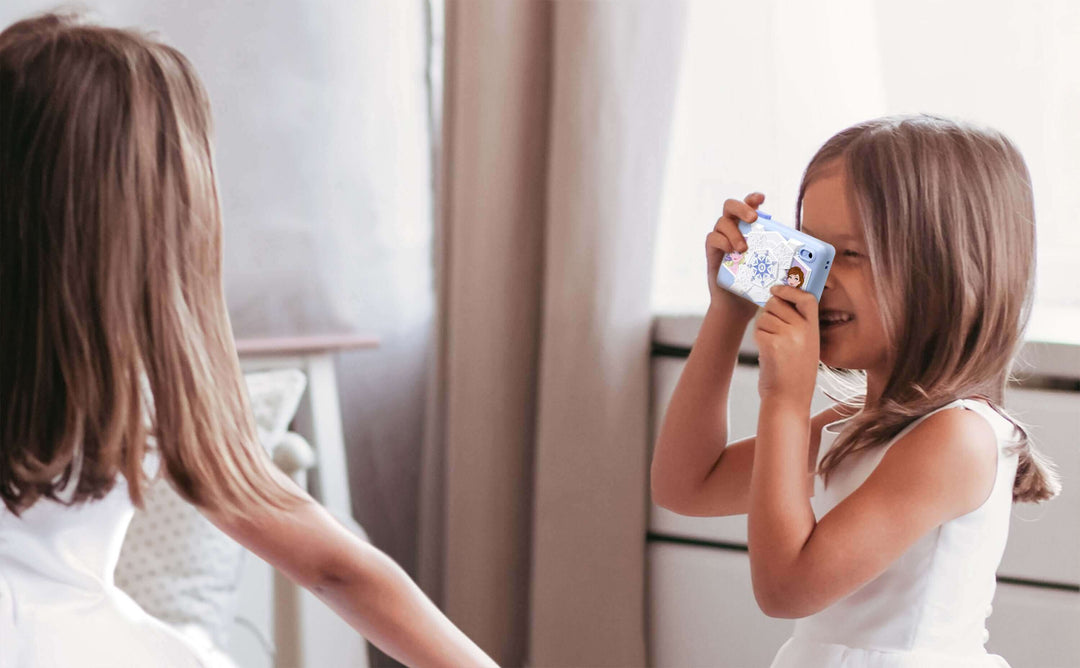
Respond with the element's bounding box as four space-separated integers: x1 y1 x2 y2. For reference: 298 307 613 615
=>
0 452 212 667
770 399 1017 668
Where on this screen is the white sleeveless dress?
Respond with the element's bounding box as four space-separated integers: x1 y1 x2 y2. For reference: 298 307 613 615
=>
770 398 1017 668
0 451 212 667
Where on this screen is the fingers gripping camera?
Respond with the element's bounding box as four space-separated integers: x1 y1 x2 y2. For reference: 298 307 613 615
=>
717 212 835 307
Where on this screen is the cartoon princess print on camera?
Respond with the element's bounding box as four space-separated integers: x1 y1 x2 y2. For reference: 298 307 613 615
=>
722 250 746 276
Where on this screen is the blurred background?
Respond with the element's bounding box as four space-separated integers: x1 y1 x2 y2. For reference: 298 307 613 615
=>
654 0 1079 316
1 1 1076 667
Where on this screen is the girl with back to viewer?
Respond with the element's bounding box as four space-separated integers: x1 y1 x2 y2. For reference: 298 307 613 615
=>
0 12 495 668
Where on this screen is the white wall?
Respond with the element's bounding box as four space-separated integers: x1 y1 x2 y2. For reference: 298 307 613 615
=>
653 0 1080 316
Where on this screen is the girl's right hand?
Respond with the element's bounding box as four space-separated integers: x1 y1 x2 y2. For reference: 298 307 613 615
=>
706 192 765 321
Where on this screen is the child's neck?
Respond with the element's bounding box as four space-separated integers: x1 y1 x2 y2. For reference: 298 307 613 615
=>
865 370 886 408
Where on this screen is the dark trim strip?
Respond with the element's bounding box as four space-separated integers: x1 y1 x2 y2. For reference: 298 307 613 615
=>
646 531 748 553
650 344 1078 390
651 342 691 358
651 342 759 366
647 532 1080 593
996 575 1080 593
1013 377 1080 392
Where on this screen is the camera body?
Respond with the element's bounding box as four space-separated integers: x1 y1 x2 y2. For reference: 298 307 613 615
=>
716 211 835 307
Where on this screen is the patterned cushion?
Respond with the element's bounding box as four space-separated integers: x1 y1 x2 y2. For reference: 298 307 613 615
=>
114 369 308 649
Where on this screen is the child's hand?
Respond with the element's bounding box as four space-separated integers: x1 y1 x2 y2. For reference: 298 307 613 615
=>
754 284 820 409
706 193 763 322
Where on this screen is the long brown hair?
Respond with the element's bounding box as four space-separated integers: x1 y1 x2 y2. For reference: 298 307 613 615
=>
0 13 302 516
796 115 1060 503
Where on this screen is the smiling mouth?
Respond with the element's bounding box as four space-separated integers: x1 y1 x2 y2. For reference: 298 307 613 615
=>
819 310 855 330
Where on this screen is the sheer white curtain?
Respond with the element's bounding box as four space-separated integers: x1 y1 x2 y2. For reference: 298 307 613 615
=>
654 0 1080 320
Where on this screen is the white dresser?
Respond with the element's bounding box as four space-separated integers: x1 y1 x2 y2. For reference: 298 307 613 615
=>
647 315 1080 668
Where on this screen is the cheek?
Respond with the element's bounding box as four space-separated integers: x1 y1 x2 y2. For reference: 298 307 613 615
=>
841 267 880 321
857 287 887 335
846 288 882 335
820 278 891 364
851 293 892 362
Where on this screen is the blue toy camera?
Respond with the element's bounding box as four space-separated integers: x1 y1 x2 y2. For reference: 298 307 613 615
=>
716 211 835 307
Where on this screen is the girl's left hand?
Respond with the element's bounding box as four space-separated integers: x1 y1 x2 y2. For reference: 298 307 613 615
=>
754 284 820 409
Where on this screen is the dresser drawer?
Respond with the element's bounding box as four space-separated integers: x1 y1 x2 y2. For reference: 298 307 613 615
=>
646 541 1080 668
986 581 1080 667
998 388 1080 585
648 542 793 667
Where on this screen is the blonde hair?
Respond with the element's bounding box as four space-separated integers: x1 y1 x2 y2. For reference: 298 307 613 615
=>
796 114 1060 503
0 13 302 516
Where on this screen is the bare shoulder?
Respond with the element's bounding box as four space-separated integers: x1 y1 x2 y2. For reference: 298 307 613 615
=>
877 404 999 521
768 404 1001 617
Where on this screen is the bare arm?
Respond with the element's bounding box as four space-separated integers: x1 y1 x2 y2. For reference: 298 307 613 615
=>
196 467 496 668
650 195 760 514
653 360 842 517
749 402 998 618
651 193 842 516
651 301 754 515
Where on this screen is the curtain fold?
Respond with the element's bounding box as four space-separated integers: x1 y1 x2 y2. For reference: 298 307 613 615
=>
421 2 686 665
529 4 687 666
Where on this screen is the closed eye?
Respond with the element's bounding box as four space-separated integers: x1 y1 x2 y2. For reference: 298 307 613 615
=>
843 250 862 258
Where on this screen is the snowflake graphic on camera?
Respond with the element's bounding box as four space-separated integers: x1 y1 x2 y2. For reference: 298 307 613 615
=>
747 251 779 288
724 222 805 305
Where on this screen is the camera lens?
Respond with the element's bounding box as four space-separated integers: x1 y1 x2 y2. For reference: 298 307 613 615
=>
807 251 814 259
